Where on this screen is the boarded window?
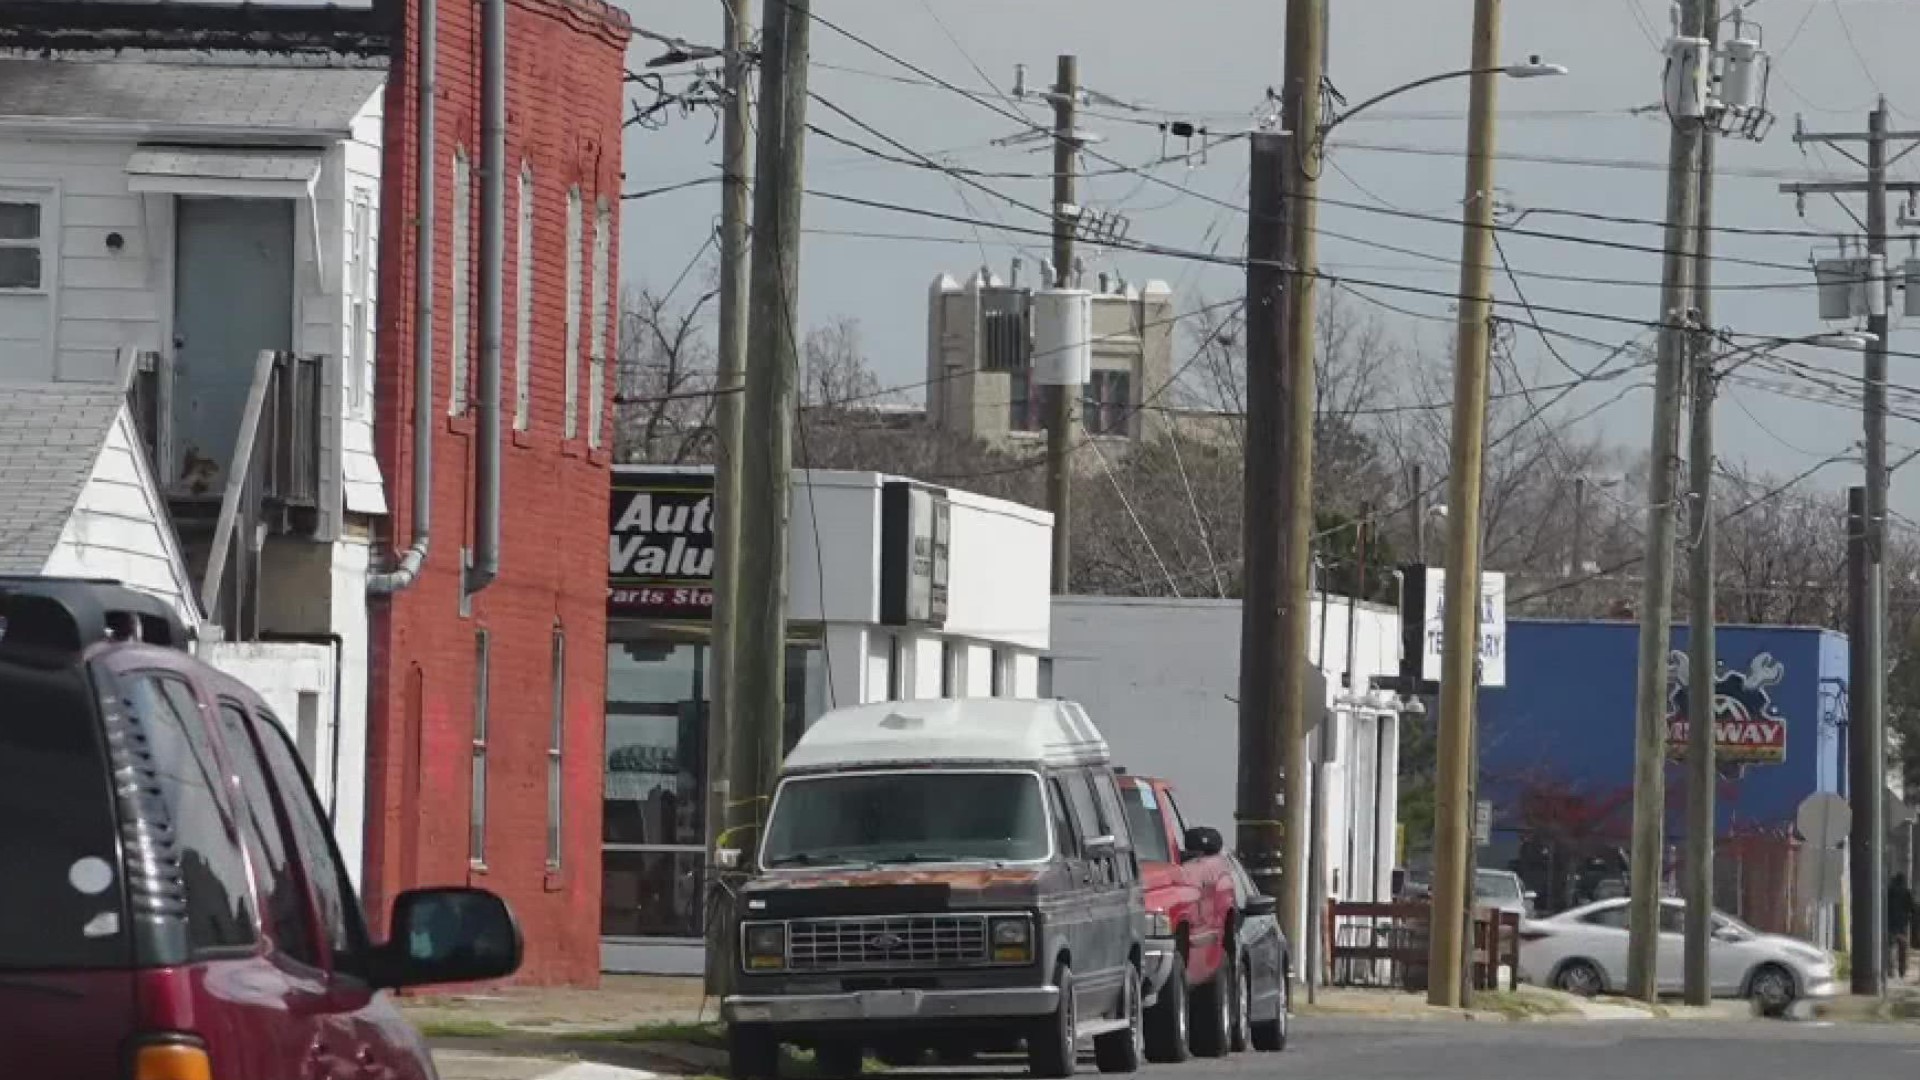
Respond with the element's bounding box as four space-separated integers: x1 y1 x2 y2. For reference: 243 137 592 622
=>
588 198 611 450
563 186 583 441
450 149 472 415
515 164 534 431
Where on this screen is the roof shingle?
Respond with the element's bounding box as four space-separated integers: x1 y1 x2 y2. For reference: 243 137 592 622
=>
0 56 384 134
0 383 126 574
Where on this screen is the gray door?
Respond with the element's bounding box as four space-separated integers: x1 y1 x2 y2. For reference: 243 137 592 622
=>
171 197 294 494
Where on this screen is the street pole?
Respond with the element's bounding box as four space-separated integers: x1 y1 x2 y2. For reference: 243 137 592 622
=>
703 0 753 998
1682 27 1719 1002
1412 464 1427 564
728 0 810 876
1570 475 1587 579
1627 0 1707 1002
1857 99 1890 997
1237 131 1291 915
1045 54 1079 593
1276 0 1325 973
1426 0 1502 1010
1849 484 1873 987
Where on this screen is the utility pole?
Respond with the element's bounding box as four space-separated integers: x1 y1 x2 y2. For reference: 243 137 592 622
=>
728 0 810 884
1681 1 1720 1005
703 0 753 998
1045 55 1079 593
1569 475 1587 579
1426 0 1502 1010
1411 464 1427 563
1275 0 1326 971
1782 97 1920 997
1237 129 1292 917
1626 0 1709 1002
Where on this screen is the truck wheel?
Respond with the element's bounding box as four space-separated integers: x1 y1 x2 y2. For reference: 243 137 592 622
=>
1250 968 1288 1053
1093 964 1144 1073
1229 955 1252 1053
729 1024 781 1080
1189 959 1232 1058
1028 963 1077 1078
815 1040 864 1078
1143 952 1190 1063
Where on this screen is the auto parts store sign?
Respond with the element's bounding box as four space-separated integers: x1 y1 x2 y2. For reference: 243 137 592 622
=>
609 470 715 619
1664 652 1788 764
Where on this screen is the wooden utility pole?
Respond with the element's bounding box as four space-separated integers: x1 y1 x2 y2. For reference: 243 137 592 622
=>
1237 130 1291 910
1627 0 1708 1002
703 0 753 997
1681 3 1719 1001
1426 0 1502 1009
1782 99 1920 996
1411 463 1427 563
1274 0 1325 967
1045 55 1079 593
727 0 810 874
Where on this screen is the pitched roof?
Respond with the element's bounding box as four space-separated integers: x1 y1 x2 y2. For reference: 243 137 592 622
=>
0 55 384 135
0 383 126 574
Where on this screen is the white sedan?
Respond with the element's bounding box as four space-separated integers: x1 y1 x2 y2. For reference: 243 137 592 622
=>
1516 897 1837 1015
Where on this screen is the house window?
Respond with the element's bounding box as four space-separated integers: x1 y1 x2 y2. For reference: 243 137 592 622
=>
0 194 46 291
470 629 491 865
1008 370 1044 432
563 185 583 441
1083 369 1132 436
589 199 611 450
450 149 473 416
547 625 566 869
515 163 534 431
346 190 376 419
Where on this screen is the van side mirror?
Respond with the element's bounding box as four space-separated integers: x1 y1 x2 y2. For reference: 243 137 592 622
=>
1086 834 1118 859
372 887 523 989
1183 826 1224 858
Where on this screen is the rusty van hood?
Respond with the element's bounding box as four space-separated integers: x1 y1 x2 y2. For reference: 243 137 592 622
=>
740 864 1047 918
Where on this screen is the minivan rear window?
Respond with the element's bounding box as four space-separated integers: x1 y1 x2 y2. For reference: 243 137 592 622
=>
0 661 130 970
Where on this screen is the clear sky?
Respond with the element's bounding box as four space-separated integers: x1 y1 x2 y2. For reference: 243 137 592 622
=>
614 0 1920 518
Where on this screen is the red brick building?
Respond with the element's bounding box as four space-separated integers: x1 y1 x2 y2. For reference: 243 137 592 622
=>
365 0 630 985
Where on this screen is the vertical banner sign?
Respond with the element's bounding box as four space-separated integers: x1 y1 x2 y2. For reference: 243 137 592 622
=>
1418 567 1507 688
608 468 717 619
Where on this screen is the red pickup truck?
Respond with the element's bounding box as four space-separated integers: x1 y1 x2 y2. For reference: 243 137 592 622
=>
1117 772 1239 1062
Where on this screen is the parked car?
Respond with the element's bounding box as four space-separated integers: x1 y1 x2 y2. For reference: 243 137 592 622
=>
1517 896 1837 1014
1221 855 1291 1052
1476 868 1537 918
1114 772 1236 1062
721 698 1147 1079
0 577 524 1080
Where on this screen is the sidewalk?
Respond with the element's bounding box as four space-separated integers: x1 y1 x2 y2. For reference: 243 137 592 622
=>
402 976 719 1080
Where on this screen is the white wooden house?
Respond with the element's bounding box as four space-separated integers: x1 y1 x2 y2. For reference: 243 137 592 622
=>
0 49 390 877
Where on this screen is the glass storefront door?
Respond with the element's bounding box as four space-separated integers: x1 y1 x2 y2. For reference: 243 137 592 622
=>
603 636 828 948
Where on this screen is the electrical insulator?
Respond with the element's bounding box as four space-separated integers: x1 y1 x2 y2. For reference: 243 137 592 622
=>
1720 34 1767 112
1664 35 1710 120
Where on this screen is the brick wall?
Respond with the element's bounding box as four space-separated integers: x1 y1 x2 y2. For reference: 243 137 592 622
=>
367 0 630 987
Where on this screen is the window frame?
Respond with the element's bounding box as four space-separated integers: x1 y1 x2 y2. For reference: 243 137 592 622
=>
449 149 473 416
1083 368 1133 437
471 629 492 867
0 186 53 294
588 197 611 450
514 162 535 431
1007 369 1044 433
547 624 566 870
563 185 584 441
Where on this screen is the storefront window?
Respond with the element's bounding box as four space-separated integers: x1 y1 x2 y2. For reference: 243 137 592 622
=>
603 636 829 940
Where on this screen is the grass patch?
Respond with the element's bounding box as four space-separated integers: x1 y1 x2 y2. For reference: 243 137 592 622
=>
414 1018 519 1039
577 1020 727 1048
1470 989 1577 1021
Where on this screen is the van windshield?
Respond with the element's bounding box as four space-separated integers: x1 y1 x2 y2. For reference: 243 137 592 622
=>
761 771 1050 868
0 661 130 970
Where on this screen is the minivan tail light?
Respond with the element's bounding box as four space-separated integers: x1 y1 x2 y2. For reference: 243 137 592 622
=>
134 1040 212 1080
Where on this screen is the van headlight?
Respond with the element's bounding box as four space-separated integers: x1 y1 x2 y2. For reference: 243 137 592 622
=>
743 923 786 971
990 916 1033 964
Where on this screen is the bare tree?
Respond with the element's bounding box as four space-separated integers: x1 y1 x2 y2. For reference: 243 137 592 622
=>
616 281 720 464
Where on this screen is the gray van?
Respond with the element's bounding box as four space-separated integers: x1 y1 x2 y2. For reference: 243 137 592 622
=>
721 698 1146 1079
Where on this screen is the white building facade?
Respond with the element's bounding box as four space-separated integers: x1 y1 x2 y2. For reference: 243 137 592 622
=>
1049 596 1405 921
0 49 389 877
603 466 1054 973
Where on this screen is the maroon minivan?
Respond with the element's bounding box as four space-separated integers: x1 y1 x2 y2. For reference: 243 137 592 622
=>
0 577 523 1080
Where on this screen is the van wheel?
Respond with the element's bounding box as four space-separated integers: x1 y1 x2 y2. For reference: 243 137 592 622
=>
1250 969 1288 1053
815 1041 864 1078
1143 952 1190 1063
1093 964 1144 1073
1189 958 1232 1058
729 1024 780 1080
1028 963 1077 1078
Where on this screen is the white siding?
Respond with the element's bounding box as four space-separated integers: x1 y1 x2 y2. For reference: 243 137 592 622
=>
563 185 582 441
588 198 609 450
42 409 198 623
450 148 472 416
515 163 533 431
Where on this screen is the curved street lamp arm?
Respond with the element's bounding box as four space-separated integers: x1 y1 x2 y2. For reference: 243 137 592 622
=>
1320 67 1486 139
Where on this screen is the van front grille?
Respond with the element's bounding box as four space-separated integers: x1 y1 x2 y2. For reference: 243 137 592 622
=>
786 913 989 971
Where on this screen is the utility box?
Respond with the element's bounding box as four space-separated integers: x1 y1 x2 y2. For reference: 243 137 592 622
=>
1814 256 1872 320
1719 34 1766 112
1905 259 1920 318
1664 35 1711 120
1031 288 1093 386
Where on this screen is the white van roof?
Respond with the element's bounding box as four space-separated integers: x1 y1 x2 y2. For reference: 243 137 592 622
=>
783 697 1111 772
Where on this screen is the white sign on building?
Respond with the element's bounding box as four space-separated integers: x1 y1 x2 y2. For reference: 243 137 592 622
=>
1420 568 1507 688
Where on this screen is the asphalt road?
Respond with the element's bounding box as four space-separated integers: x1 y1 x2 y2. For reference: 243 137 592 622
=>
1099 1016 1920 1080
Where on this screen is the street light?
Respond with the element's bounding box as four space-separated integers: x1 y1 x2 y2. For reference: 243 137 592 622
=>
1319 56 1569 141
